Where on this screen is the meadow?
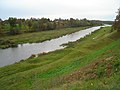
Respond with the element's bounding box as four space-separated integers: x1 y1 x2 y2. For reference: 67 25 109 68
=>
0 26 120 90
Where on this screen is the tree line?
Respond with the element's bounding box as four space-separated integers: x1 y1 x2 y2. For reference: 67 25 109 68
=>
0 17 105 35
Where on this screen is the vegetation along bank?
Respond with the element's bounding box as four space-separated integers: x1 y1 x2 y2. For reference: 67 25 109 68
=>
0 26 120 90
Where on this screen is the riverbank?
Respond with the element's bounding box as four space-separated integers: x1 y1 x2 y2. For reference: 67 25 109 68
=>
0 26 120 90
0 27 89 49
0 26 101 67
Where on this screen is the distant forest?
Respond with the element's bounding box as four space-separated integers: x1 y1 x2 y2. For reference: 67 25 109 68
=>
0 17 113 35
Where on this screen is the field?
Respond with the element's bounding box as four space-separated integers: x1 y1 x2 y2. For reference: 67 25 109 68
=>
0 26 120 90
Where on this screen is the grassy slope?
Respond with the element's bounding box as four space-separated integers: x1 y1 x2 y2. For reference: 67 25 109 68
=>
0 27 120 90
0 27 87 49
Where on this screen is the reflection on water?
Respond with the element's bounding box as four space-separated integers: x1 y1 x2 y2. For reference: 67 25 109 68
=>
0 26 101 67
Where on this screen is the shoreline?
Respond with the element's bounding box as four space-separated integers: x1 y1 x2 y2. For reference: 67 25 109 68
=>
0 27 90 49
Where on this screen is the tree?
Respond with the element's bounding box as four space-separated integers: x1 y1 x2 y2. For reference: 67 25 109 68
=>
8 17 17 27
113 8 120 32
0 17 104 35
0 21 2 34
31 21 39 32
8 17 20 35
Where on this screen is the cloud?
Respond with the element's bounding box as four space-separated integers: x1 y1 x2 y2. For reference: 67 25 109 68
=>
0 0 119 20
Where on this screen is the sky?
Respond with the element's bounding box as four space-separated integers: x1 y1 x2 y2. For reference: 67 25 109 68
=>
0 0 119 20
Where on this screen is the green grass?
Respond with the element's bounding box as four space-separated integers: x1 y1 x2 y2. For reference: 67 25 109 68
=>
0 26 120 90
0 27 88 49
54 75 120 90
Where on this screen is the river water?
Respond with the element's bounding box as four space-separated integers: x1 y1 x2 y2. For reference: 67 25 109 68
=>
0 26 102 67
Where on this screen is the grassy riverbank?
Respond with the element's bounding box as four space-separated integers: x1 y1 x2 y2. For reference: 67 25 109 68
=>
0 27 88 49
0 26 120 90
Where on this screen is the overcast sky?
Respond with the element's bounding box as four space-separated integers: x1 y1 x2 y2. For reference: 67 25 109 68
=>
0 0 119 20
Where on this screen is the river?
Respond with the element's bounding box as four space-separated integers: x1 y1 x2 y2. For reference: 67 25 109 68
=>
0 26 103 67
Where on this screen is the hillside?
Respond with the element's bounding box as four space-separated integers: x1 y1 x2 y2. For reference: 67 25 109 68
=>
0 26 120 90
